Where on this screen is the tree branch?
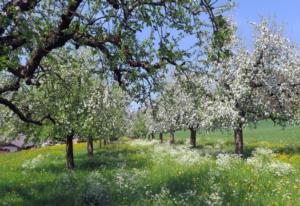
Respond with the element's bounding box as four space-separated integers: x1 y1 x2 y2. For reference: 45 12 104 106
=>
0 97 55 125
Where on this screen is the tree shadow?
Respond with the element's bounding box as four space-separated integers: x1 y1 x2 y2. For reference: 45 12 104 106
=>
0 179 78 206
23 144 151 174
75 146 151 171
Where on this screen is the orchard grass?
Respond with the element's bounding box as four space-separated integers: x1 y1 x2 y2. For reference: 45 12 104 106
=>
0 133 300 205
173 120 300 153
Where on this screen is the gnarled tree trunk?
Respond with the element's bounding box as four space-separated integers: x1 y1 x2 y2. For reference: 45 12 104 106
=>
190 128 197 148
234 124 243 155
159 132 163 143
66 133 75 169
169 131 175 144
87 136 93 157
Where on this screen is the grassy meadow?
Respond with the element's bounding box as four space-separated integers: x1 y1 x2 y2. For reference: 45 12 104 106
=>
175 120 300 144
1 121 300 206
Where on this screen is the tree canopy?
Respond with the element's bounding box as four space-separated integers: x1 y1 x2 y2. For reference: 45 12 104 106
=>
0 0 233 124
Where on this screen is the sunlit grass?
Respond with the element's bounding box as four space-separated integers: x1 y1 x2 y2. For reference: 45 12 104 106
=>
173 120 300 145
0 129 300 205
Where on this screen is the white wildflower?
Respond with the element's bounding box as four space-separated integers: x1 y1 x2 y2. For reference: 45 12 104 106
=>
247 147 295 176
21 154 46 170
216 153 241 170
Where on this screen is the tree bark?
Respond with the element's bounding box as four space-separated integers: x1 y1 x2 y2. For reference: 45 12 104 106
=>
66 134 75 169
87 136 93 157
234 124 243 155
169 131 175 144
159 132 163 143
190 128 197 148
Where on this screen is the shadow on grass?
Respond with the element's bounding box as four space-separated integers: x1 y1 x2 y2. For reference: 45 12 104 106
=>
76 146 151 171
0 145 151 206
0 179 78 206
23 144 151 174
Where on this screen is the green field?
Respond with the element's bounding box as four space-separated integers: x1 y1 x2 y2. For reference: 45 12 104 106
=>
174 121 300 144
1 122 300 206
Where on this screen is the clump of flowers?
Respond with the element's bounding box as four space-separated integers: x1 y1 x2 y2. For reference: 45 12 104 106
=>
150 187 173 205
252 147 275 158
205 174 223 206
247 147 295 176
152 144 212 166
206 192 223 206
216 153 241 170
21 154 47 170
128 139 159 146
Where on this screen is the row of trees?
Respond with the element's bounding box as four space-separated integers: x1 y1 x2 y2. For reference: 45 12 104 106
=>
0 0 233 168
2 0 299 168
1 48 130 168
143 20 300 154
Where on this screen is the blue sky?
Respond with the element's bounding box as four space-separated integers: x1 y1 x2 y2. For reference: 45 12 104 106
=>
132 1 300 109
231 0 300 47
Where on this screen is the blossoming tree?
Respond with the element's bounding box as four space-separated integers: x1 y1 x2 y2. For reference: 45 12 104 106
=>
155 82 185 144
0 0 233 124
215 20 300 155
84 84 130 151
145 104 166 143
2 48 129 168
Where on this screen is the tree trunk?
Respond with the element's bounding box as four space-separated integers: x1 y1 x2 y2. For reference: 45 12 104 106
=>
151 132 155 140
66 134 75 169
104 139 107 146
159 132 163 143
190 128 197 148
234 124 243 155
99 139 102 148
87 136 93 157
169 131 175 144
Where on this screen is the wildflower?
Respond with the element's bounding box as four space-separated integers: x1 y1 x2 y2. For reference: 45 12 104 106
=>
21 154 46 170
246 147 295 176
216 153 241 170
206 192 222 206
